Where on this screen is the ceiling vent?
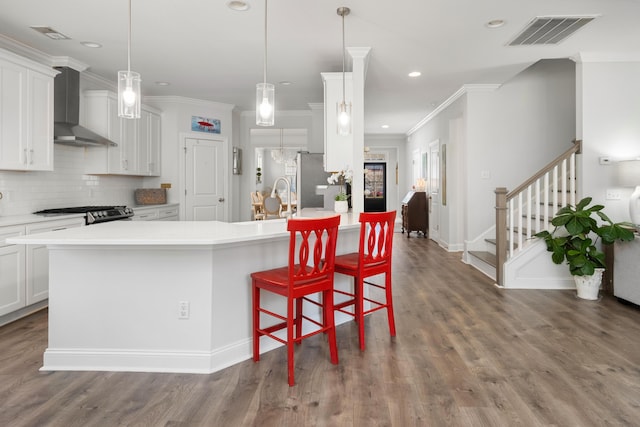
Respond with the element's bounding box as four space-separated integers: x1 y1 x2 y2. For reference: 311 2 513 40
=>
30 26 70 40
508 16 596 46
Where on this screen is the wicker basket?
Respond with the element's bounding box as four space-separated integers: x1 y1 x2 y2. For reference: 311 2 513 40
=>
134 188 167 205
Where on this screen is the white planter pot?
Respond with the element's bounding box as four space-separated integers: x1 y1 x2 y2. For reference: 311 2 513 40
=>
573 268 605 300
334 200 348 213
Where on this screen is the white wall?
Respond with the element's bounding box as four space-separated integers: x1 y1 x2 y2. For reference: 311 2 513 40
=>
577 59 640 223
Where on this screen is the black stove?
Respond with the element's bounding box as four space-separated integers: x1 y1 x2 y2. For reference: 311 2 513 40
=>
34 205 134 225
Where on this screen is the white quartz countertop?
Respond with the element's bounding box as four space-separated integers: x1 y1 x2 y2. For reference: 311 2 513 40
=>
7 210 358 246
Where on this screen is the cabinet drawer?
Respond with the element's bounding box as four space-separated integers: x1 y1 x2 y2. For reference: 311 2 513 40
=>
26 218 85 235
132 209 160 221
1 226 25 247
158 207 179 220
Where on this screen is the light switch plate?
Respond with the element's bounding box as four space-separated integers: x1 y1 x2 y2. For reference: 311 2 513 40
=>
606 189 622 200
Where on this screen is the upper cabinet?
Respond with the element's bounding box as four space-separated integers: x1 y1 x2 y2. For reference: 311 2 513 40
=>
0 50 56 171
83 90 161 176
321 72 353 172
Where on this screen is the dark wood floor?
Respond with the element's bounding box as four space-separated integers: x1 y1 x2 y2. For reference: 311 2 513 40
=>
1 234 640 426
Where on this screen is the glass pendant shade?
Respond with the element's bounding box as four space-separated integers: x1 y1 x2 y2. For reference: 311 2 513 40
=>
118 70 141 119
256 82 275 126
337 100 351 136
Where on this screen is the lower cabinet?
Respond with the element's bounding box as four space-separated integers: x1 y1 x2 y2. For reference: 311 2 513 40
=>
132 204 179 221
0 217 84 322
0 226 26 317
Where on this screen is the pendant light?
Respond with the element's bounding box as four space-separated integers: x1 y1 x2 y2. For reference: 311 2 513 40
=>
337 7 351 136
256 0 275 126
118 0 141 119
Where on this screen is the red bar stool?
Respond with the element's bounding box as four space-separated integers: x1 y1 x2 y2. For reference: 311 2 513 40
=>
251 215 341 386
334 211 396 351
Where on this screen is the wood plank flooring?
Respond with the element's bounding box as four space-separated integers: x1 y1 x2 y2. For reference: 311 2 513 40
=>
1 234 639 426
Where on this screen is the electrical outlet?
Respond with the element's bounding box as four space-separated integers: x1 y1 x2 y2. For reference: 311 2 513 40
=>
606 189 622 200
178 301 190 319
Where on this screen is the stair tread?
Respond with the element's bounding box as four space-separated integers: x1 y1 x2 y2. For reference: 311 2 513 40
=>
469 250 497 267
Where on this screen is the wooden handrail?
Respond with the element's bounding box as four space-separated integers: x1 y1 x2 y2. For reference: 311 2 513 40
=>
506 140 581 200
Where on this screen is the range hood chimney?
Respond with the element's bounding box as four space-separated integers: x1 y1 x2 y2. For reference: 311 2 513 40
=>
54 67 117 147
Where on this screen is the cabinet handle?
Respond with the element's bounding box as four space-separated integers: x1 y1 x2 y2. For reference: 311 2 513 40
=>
52 227 67 231
29 148 34 165
23 148 28 165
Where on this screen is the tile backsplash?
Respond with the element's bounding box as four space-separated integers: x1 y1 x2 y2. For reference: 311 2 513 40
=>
0 145 145 216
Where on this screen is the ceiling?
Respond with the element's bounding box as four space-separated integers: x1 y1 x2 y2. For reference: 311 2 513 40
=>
0 0 639 135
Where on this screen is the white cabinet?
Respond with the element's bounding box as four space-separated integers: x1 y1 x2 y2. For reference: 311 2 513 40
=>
132 204 179 221
0 217 84 320
614 237 640 305
0 226 26 317
0 49 55 171
83 90 161 176
321 72 353 172
137 107 161 176
25 218 84 305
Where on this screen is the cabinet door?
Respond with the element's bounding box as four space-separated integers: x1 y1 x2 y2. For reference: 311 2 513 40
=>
114 116 138 174
0 227 26 317
0 60 27 170
137 109 161 176
148 112 161 176
26 69 54 171
25 218 84 305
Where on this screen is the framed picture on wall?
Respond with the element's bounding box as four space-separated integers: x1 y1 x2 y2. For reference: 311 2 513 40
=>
191 116 221 134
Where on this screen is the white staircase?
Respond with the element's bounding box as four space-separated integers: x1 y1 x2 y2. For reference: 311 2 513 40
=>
468 140 581 287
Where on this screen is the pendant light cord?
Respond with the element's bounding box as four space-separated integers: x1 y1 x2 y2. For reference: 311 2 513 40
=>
341 9 346 103
127 0 132 73
263 0 268 85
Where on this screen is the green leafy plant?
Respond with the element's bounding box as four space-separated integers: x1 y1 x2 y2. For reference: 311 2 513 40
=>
335 192 349 202
535 197 635 276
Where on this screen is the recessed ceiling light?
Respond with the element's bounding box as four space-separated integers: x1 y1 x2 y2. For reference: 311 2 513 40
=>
408 71 421 78
381 124 389 129
486 19 505 28
279 81 292 86
155 81 170 86
227 0 250 11
81 41 102 48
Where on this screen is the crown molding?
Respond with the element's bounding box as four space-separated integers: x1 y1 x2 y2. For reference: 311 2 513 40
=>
144 96 235 111
407 83 501 136
572 52 640 63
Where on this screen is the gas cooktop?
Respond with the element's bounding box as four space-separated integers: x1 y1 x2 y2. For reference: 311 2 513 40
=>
34 206 134 224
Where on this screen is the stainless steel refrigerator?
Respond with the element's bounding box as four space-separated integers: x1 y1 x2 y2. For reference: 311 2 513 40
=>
296 153 331 209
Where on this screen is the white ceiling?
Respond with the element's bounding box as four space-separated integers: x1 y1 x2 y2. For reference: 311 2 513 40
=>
0 0 639 135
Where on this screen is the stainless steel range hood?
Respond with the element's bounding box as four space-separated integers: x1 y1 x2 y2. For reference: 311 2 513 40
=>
54 67 117 147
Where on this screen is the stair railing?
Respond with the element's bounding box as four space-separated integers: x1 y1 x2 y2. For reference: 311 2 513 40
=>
495 140 581 286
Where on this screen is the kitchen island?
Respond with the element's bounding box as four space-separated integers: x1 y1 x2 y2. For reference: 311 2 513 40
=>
8 211 360 374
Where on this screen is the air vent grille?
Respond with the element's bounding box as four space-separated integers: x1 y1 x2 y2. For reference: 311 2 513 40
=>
30 26 70 40
508 16 595 46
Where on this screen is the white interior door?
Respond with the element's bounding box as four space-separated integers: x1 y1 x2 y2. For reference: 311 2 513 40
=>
184 137 226 221
428 140 440 242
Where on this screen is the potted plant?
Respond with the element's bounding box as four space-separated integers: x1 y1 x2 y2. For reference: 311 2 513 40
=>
328 168 352 213
535 197 635 300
